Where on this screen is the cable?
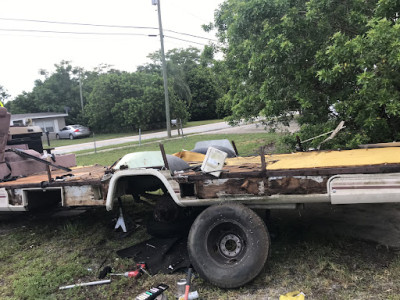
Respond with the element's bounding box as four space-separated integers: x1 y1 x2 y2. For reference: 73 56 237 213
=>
0 28 209 45
0 28 152 37
0 17 158 31
0 17 217 42
164 35 207 46
164 29 216 42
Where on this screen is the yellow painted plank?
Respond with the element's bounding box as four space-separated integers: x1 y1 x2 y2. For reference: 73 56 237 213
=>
225 147 400 170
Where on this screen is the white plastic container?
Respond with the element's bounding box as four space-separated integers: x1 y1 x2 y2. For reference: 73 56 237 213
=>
200 147 228 177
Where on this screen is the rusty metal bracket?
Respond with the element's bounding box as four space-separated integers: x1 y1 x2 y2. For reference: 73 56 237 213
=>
6 148 71 172
159 143 171 174
231 140 239 156
260 146 267 177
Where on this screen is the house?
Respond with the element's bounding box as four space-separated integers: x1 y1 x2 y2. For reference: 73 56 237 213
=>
10 112 68 137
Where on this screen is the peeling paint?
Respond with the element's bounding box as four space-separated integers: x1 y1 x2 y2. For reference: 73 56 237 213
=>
63 186 104 206
258 181 265 194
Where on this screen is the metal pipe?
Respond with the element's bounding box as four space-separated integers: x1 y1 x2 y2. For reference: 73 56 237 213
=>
59 279 111 290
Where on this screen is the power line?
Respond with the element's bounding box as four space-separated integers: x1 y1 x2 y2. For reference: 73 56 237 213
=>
0 17 158 31
0 17 217 42
0 28 151 37
164 35 207 46
0 28 209 46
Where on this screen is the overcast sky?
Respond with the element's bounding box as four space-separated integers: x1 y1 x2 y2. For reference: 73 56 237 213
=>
0 0 224 100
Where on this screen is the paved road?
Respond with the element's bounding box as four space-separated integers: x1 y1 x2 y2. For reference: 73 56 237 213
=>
53 121 233 154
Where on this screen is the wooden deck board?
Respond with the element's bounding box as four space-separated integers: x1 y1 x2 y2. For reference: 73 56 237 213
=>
0 165 106 188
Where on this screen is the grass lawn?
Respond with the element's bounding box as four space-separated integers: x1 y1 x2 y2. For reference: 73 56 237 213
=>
1 201 399 299
76 132 288 166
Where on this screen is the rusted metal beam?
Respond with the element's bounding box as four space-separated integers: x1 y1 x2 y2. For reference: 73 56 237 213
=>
231 140 239 156
159 143 170 173
260 146 266 176
46 165 52 182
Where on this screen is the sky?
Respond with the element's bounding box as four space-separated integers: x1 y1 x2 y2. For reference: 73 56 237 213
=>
0 0 224 100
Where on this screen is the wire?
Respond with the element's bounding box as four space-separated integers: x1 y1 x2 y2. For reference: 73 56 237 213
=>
0 17 158 31
0 28 152 37
164 29 216 42
0 28 209 45
0 17 217 42
164 35 208 46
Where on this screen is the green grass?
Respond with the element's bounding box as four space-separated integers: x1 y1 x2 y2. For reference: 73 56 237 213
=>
47 119 224 148
76 132 288 166
184 119 223 127
1 201 399 299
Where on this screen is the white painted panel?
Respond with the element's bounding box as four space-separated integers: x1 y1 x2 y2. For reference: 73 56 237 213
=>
329 173 400 204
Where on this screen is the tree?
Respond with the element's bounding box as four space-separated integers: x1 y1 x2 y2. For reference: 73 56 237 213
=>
316 17 400 145
214 0 399 147
7 61 83 123
138 47 223 121
0 85 10 107
187 66 220 120
6 61 114 125
86 71 189 132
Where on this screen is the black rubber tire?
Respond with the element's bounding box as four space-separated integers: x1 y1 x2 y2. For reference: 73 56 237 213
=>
188 203 270 288
55 134 60 140
69 134 74 140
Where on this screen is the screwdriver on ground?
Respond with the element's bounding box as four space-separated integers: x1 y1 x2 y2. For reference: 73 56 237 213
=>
109 263 150 278
110 270 143 278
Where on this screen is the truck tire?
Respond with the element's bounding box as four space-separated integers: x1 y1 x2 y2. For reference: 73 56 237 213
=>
188 203 270 288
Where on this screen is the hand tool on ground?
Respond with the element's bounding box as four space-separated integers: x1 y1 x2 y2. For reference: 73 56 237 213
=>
59 279 111 290
109 263 149 279
183 267 192 300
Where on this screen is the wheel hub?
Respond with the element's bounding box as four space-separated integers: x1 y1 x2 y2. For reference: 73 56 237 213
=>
219 233 242 257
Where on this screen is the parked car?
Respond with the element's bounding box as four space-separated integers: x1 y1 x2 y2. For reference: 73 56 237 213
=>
56 125 91 140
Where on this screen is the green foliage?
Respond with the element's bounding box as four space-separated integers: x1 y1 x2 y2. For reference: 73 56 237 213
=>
85 72 189 132
6 47 218 133
215 0 400 147
317 16 400 144
139 47 224 122
7 61 87 124
0 85 9 106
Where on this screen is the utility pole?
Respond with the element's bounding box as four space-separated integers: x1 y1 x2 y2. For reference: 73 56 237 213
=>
153 0 171 138
79 69 84 113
